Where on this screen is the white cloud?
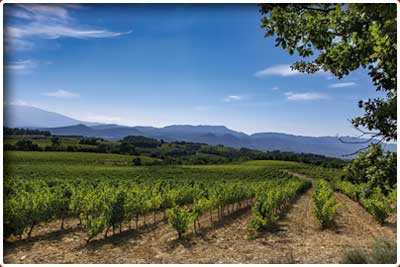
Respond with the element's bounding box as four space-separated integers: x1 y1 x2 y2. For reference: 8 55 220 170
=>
42 89 79 98
271 86 279 91
254 64 300 77
4 99 42 108
329 82 356 88
7 100 29 106
5 4 131 51
7 24 131 40
284 92 328 101
223 95 243 102
5 59 36 71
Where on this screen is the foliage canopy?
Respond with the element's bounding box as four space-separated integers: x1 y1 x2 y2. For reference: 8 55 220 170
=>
259 3 397 141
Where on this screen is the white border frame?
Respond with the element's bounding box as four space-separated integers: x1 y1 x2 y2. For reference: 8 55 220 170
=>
0 1 399 266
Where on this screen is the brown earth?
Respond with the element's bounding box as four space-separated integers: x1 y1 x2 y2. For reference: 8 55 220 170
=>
3 189 396 264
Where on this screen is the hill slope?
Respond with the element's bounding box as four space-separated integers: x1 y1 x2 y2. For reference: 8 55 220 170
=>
4 105 97 128
5 105 396 158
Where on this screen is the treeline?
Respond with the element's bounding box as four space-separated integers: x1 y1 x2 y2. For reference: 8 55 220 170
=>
4 127 51 136
4 129 345 167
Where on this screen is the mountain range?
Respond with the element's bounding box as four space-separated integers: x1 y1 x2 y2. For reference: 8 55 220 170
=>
4 105 396 158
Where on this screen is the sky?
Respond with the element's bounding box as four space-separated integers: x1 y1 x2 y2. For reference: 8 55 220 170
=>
3 4 385 136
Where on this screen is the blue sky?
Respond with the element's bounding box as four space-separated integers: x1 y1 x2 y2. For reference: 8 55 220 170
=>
4 4 384 136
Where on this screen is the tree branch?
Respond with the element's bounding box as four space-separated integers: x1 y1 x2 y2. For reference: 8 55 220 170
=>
341 136 385 157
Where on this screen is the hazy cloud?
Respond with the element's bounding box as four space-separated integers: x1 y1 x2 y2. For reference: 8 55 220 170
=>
254 65 300 77
5 59 36 70
42 89 79 98
7 99 29 106
285 92 328 101
329 82 356 88
223 95 243 102
5 4 131 51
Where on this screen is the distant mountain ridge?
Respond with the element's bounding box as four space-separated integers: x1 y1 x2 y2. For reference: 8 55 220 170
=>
4 105 99 128
4 105 396 158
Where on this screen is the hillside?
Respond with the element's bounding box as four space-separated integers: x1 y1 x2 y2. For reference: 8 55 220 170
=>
4 105 396 158
40 124 396 158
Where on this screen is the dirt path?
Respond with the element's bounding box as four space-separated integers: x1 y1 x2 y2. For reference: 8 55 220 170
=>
4 188 396 263
284 170 313 181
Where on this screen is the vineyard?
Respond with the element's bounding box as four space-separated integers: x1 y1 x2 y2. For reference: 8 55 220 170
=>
3 151 397 263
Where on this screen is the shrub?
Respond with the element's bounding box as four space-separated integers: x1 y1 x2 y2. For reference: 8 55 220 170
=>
341 238 396 264
341 249 369 264
132 157 142 166
360 187 393 224
4 143 15 150
79 137 100 145
15 139 40 151
247 191 278 238
333 180 360 200
370 238 397 263
312 179 339 228
166 205 193 239
51 136 61 146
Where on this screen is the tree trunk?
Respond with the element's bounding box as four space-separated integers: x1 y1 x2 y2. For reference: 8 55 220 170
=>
105 225 111 238
61 216 65 230
28 222 36 238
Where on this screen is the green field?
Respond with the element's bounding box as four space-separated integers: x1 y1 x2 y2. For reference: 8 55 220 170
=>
3 148 396 264
4 151 311 184
5 150 313 242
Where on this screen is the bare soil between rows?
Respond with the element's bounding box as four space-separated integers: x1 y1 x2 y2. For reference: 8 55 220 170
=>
3 189 396 263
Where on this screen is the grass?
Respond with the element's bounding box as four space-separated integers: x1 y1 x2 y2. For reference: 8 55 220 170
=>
4 151 307 182
4 151 159 165
341 238 397 264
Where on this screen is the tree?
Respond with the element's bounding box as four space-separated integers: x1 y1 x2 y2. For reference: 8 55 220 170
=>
15 139 40 151
344 144 396 195
132 157 142 166
259 3 396 142
119 141 136 154
121 135 161 148
51 136 61 146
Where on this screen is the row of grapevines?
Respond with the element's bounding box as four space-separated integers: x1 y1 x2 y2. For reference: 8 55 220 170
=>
166 182 257 238
246 177 311 238
4 179 71 239
312 179 339 228
333 180 395 224
4 169 299 242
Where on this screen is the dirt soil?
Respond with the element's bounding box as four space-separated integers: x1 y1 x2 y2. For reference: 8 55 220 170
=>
3 189 396 264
